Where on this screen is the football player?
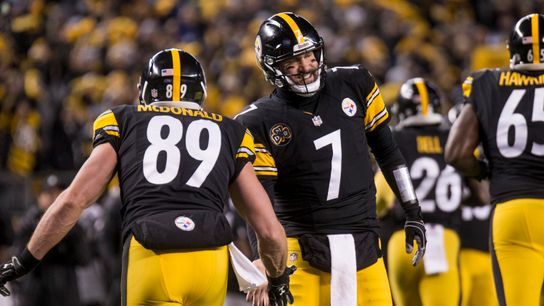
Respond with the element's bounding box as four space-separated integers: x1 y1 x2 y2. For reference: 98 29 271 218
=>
236 12 427 306
380 78 463 306
0 49 292 306
446 13 544 306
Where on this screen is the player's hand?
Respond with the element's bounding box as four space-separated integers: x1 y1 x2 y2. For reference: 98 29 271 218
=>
404 219 427 266
268 266 296 306
246 259 269 306
0 256 25 296
0 249 40 296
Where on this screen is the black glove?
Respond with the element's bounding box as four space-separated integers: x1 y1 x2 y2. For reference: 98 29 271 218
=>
404 217 427 266
268 265 296 306
0 248 40 296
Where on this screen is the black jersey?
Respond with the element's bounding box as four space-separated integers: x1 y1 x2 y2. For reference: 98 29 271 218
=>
236 65 390 236
92 103 255 241
393 124 463 230
460 204 491 252
463 69 544 204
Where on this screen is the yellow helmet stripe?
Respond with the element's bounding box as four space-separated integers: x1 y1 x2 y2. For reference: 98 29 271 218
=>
414 79 429 116
171 49 181 101
276 13 305 44
532 14 540 64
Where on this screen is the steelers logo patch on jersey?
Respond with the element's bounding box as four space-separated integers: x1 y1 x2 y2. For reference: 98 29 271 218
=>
270 123 292 146
175 216 195 231
342 98 357 117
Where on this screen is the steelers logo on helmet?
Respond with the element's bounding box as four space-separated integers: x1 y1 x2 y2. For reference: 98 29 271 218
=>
508 13 544 70
395 77 443 127
138 48 207 108
269 123 293 146
255 12 326 96
255 35 262 60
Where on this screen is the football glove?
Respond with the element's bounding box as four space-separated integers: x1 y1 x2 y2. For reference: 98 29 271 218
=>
268 265 296 306
0 248 40 296
404 219 427 266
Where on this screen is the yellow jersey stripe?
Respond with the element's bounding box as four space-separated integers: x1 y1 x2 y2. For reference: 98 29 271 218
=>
105 130 120 137
254 150 276 168
255 170 278 176
532 14 540 64
255 143 268 150
462 76 473 98
93 110 119 134
236 152 250 159
365 108 389 132
276 13 304 44
414 78 429 116
239 130 256 155
172 49 181 101
365 83 378 102
364 92 388 128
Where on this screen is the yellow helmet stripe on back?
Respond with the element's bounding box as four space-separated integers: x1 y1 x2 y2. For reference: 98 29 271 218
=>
276 13 305 44
171 49 181 101
414 78 429 116
532 14 540 64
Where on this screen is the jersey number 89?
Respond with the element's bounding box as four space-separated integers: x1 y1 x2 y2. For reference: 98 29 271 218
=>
142 115 221 186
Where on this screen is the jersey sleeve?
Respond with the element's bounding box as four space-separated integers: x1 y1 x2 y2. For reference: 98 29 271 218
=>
461 70 488 113
233 129 257 178
360 69 390 132
253 143 277 177
92 109 121 151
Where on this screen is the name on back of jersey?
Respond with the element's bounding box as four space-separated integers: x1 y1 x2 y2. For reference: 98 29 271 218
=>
137 104 223 122
499 71 544 86
416 136 443 154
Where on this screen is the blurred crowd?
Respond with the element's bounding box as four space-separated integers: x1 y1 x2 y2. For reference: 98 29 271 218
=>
0 0 543 305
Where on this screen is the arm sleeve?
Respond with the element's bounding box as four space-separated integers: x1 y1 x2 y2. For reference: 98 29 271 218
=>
92 109 121 151
367 124 421 219
232 129 257 180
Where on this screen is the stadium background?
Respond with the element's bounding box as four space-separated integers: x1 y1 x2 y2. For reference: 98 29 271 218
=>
0 0 542 305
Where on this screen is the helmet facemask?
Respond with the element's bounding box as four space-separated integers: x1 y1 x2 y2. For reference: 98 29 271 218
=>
269 47 325 96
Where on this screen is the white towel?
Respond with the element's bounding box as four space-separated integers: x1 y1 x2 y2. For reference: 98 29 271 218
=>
328 234 357 306
228 242 267 293
423 224 448 275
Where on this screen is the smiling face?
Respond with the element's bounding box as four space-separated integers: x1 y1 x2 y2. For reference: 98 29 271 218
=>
278 51 319 85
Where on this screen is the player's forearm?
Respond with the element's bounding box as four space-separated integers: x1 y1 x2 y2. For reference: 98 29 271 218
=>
447 155 488 180
257 227 287 278
27 190 85 259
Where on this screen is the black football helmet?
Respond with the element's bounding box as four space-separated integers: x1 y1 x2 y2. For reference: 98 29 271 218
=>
138 48 207 107
394 78 443 126
255 12 325 95
508 13 544 70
